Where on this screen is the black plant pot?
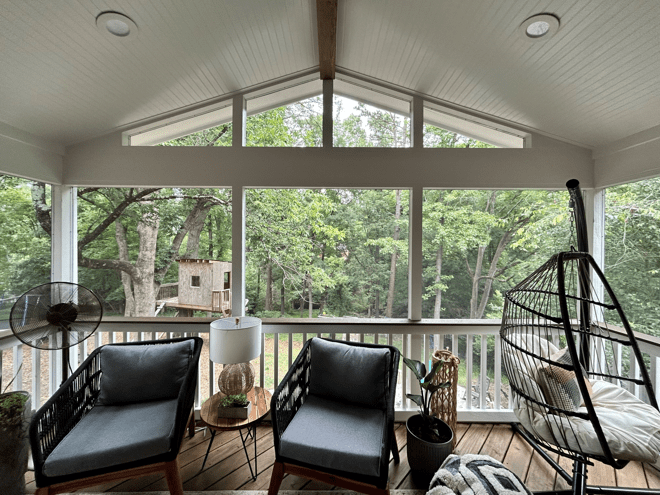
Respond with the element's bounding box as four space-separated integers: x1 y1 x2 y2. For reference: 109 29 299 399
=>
406 414 453 486
0 391 31 495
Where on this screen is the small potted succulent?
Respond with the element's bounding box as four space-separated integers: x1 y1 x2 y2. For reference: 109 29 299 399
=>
0 391 31 495
218 393 251 419
404 357 453 484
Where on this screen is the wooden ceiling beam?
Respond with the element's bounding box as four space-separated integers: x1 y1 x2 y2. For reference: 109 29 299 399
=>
316 0 337 80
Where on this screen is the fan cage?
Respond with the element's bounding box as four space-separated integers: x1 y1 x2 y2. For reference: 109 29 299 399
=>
9 282 103 351
500 251 656 469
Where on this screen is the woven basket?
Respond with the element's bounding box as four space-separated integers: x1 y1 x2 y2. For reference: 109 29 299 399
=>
429 348 460 448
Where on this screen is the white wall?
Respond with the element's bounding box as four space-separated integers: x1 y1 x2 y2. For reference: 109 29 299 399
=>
64 129 593 189
0 123 64 184
594 125 660 188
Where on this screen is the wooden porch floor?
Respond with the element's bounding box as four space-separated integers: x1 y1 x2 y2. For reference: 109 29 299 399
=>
25 421 660 493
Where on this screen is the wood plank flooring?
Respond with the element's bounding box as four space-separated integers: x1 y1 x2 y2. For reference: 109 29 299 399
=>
24 422 660 493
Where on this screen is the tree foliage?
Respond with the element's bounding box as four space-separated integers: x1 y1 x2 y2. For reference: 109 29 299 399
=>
2 96 656 336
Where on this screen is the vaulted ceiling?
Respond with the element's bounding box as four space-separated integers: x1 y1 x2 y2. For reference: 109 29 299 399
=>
1 0 659 149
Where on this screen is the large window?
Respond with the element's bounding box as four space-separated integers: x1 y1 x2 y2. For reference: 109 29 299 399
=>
422 189 570 320
245 188 409 318
77 187 232 317
0 175 52 315
334 95 410 148
605 178 660 337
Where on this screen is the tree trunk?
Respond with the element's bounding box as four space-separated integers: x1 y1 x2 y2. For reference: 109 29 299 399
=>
308 275 313 318
469 192 496 319
207 216 214 258
386 189 402 318
280 280 285 316
181 199 212 259
115 222 136 317
132 210 160 317
30 182 51 236
433 243 443 318
265 263 273 311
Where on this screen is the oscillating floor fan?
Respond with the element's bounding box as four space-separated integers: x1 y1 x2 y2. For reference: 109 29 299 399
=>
9 282 103 383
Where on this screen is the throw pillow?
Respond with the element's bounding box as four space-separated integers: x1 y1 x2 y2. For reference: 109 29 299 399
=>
98 339 194 405
308 338 390 408
535 347 592 412
427 454 532 495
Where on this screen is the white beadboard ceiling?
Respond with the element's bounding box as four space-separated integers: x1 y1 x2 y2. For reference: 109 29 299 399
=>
1 0 659 149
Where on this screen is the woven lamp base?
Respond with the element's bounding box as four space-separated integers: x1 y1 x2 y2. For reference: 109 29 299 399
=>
218 362 255 396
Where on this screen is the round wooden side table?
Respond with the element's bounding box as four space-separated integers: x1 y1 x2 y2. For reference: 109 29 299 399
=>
199 386 272 480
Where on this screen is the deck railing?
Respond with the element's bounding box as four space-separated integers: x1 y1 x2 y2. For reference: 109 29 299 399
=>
3 318 660 422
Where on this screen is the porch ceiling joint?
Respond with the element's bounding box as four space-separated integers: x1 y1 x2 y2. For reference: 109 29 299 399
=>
316 0 337 80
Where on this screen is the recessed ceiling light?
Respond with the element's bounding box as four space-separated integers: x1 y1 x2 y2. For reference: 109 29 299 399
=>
96 11 138 40
519 14 560 41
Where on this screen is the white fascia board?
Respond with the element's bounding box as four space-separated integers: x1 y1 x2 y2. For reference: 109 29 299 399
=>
424 104 527 149
333 78 411 117
126 101 233 147
246 79 323 116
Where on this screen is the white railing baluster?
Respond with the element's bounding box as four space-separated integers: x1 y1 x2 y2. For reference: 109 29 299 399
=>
466 335 473 410
480 335 487 409
260 332 265 389
402 333 408 408
274 333 279 389
630 352 640 398
494 334 502 410
209 357 215 398
32 347 41 409
288 333 293 369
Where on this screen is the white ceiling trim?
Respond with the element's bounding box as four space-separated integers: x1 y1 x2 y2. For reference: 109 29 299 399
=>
0 121 65 155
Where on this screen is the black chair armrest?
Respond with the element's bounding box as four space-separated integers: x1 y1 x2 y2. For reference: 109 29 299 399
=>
271 337 312 453
29 348 103 476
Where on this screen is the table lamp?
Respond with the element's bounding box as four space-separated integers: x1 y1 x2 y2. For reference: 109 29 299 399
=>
210 316 262 397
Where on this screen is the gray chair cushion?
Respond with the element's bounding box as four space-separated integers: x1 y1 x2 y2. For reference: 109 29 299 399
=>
309 338 390 408
279 394 386 477
98 340 193 405
42 399 178 477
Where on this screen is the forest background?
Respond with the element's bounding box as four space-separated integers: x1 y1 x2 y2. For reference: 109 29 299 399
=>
1 95 659 342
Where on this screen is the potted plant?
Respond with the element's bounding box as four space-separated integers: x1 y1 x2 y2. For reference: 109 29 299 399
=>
404 357 453 484
0 391 31 495
218 393 252 419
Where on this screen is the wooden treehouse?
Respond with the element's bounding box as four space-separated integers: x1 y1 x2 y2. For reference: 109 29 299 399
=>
156 259 232 316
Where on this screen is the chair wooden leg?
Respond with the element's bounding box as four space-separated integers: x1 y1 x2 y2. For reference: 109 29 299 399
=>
164 458 184 495
268 461 285 495
391 431 400 464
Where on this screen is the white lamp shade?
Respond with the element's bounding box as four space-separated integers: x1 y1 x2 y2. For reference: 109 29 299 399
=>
210 317 261 364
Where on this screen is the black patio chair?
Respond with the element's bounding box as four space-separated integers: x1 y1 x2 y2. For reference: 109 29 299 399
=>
30 336 202 495
268 337 400 495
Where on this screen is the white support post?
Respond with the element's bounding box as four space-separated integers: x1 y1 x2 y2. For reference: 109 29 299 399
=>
32 346 41 409
232 94 247 318
411 95 424 149
409 186 423 320
51 185 77 283
232 94 246 147
232 186 246 317
51 185 77 386
323 79 333 147
591 189 606 305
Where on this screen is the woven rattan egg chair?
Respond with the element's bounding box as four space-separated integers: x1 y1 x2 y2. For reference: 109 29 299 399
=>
500 180 660 495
